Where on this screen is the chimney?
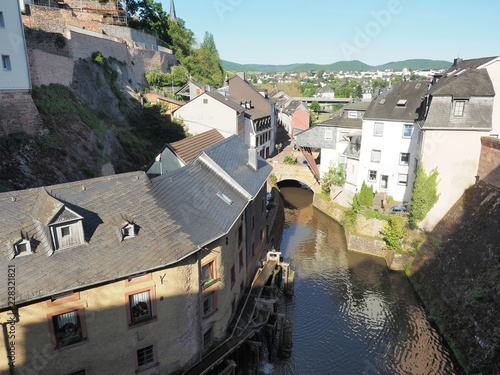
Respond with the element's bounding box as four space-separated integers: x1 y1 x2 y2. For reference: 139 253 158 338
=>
237 72 246 81
453 57 463 66
248 145 258 170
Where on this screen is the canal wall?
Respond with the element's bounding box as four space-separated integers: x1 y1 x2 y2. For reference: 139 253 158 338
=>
312 195 408 271
408 180 500 375
266 187 285 252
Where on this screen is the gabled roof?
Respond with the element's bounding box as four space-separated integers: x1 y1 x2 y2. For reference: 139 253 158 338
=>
343 101 371 111
0 137 272 309
364 81 429 122
200 136 273 198
204 91 248 113
429 57 497 97
170 129 225 164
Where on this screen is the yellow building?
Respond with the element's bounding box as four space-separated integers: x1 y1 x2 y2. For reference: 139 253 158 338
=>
0 136 272 375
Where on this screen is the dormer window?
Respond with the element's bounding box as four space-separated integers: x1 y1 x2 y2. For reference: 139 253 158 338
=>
14 239 32 257
122 223 136 240
49 206 85 251
453 100 466 117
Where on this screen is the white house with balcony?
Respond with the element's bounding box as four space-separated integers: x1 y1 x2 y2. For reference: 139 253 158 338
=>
356 81 429 202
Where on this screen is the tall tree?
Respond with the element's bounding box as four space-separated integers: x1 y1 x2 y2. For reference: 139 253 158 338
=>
189 32 225 86
125 0 171 45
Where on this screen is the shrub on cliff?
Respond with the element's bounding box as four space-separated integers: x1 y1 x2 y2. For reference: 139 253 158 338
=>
321 163 345 194
409 164 440 229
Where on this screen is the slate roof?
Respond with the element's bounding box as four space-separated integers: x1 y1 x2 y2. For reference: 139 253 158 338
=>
364 81 430 122
429 57 497 97
204 91 248 114
319 101 370 129
343 101 371 111
170 129 225 164
200 136 273 199
421 57 497 130
0 137 271 309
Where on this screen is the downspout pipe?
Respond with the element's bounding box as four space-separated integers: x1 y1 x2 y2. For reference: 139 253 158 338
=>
1 307 19 375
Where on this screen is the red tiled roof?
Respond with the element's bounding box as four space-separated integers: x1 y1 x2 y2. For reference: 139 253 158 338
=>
170 129 225 164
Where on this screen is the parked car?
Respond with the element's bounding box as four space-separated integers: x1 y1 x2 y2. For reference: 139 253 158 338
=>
390 205 407 212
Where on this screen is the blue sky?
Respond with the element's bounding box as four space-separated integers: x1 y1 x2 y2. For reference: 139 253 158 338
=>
160 0 500 66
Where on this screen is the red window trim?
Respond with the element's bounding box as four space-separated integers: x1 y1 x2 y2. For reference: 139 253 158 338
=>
125 286 157 328
124 272 152 287
47 291 80 307
46 305 88 352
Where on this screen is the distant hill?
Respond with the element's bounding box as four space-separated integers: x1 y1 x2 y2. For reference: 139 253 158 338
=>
222 59 452 73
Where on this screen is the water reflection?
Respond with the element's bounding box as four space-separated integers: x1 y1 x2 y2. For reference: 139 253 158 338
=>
264 189 461 375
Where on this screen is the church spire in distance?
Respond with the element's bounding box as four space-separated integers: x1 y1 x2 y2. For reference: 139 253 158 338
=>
170 0 177 23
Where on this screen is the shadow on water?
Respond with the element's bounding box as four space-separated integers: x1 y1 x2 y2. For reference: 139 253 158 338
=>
262 187 462 375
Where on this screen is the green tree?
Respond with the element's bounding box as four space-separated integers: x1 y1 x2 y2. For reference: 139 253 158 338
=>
321 163 345 194
382 216 404 252
358 181 374 206
188 32 225 87
371 78 389 90
310 101 321 113
354 84 362 98
167 18 195 63
125 0 171 45
409 164 440 229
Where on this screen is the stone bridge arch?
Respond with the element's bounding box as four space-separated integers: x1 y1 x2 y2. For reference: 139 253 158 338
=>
270 162 321 193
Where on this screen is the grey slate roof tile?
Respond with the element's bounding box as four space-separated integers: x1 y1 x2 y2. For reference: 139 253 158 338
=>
364 81 430 122
0 136 271 309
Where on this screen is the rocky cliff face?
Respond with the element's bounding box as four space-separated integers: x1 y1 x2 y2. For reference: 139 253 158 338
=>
409 180 500 374
0 55 184 192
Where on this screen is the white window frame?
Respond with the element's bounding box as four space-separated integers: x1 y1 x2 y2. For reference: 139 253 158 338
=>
400 153 410 165
398 173 408 185
453 100 466 117
137 345 156 370
2 55 11 71
201 260 216 288
368 170 377 182
121 223 136 240
14 239 32 257
403 124 413 138
203 291 216 317
129 291 152 324
371 149 381 163
373 122 384 136
325 129 333 141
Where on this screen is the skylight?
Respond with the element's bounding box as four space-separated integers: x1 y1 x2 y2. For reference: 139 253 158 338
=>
396 99 407 107
217 191 233 206
379 99 386 104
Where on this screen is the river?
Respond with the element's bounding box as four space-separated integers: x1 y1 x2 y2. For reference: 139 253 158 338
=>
260 186 462 375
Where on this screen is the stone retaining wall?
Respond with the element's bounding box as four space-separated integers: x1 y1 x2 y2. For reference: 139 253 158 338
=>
0 91 46 136
312 194 406 270
478 136 500 189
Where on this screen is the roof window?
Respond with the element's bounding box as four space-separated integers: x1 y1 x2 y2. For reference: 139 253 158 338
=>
122 222 136 240
217 191 233 206
379 99 386 104
396 99 407 107
14 239 32 257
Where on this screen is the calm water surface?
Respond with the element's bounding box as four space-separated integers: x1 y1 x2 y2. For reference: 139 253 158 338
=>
261 187 461 374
